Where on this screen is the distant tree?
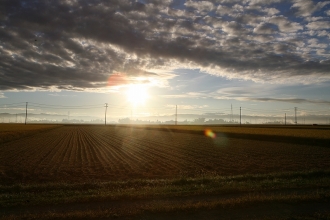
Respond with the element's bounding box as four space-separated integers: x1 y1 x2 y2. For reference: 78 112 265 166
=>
205 118 225 124
193 118 205 124
118 118 131 124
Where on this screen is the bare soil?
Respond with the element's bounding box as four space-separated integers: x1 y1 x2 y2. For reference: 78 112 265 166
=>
1 125 330 219
1 125 330 184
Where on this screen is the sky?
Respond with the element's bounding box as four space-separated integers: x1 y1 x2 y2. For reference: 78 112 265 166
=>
0 0 330 124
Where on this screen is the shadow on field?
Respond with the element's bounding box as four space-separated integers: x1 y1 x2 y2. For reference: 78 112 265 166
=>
115 125 330 148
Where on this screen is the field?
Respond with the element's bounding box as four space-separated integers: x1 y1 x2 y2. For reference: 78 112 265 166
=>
0 124 60 144
1 124 330 219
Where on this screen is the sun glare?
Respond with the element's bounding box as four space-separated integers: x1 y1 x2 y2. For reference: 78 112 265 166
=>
126 84 149 106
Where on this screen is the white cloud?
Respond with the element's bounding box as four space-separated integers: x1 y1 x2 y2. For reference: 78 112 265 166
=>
305 16 325 22
306 21 330 30
166 104 209 109
264 7 280 15
0 92 6 98
184 1 214 11
268 16 303 32
253 23 275 34
316 49 327 56
291 0 330 17
215 5 232 15
248 0 283 6
232 4 244 12
222 21 246 35
245 97 330 105
308 38 328 48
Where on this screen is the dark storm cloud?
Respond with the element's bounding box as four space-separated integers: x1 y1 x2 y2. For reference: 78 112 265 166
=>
0 0 330 91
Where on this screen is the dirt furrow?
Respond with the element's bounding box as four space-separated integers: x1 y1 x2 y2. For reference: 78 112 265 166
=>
114 132 206 173
114 128 223 173
1 125 330 184
81 128 140 176
108 134 182 175
89 127 184 177
79 127 133 176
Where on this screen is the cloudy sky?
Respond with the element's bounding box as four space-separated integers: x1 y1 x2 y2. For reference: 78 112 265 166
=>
0 0 330 123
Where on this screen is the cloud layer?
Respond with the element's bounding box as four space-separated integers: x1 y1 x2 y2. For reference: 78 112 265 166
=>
1 0 330 91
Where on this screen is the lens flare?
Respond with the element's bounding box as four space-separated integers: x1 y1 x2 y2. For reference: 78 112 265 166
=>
107 73 127 87
204 129 216 139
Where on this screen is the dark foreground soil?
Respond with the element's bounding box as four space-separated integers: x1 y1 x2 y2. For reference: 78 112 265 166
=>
2 188 330 219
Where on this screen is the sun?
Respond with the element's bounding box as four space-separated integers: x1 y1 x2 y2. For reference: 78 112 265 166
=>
126 84 149 106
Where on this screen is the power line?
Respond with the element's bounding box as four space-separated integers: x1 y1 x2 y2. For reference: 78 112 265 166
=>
0 106 26 109
29 102 100 106
0 102 26 106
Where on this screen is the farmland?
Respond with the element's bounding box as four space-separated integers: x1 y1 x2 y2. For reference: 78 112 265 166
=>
0 124 60 144
1 124 330 219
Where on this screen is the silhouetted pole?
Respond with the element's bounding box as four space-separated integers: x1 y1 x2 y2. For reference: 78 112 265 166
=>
104 103 108 125
240 107 241 126
230 104 233 122
285 113 286 125
175 105 177 125
25 102 28 125
294 107 297 125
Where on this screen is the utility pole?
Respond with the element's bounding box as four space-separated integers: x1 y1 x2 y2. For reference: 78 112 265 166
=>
294 107 297 125
285 113 286 125
104 103 108 125
175 105 177 125
240 107 241 126
16 114 17 123
230 104 233 123
25 102 28 125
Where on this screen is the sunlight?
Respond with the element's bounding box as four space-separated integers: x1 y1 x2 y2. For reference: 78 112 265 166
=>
126 84 149 106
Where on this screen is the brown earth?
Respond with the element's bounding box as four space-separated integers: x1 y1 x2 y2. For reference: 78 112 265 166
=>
1 125 330 184
1 125 330 219
0 124 60 144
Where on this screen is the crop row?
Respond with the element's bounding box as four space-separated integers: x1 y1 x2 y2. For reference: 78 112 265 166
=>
0 125 330 184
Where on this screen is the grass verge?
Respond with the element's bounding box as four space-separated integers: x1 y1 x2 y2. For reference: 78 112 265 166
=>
1 169 330 208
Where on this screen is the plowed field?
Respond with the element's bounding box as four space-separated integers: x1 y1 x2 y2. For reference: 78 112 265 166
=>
1 125 330 184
